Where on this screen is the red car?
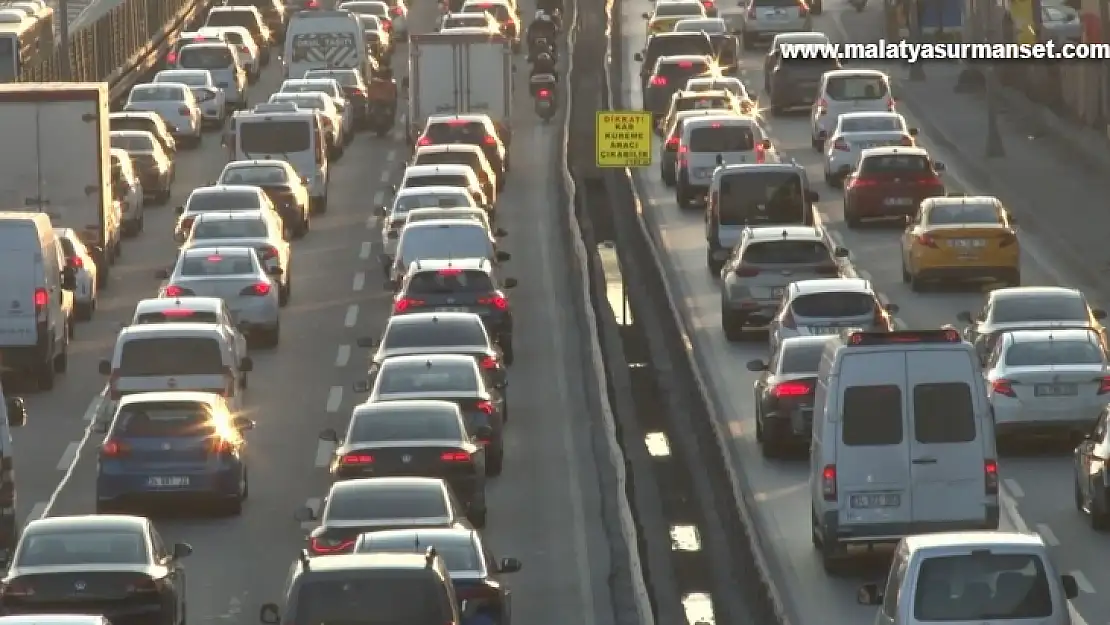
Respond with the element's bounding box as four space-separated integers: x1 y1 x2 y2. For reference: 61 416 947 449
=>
843 146 946 228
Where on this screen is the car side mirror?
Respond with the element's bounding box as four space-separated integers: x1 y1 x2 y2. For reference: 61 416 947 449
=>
498 557 522 573
356 336 376 348
933 161 946 172
633 52 643 61
502 277 518 288
494 227 508 238
908 127 919 136
91 421 109 434
745 359 767 372
175 206 185 215
294 505 316 522
475 424 493 440
155 268 170 280
641 11 650 17
806 190 819 202
267 266 284 277
240 357 253 372
495 250 511 262
4 397 26 428
1095 309 1108 320
353 379 371 393
259 604 281 625
98 359 112 375
233 416 255 430
957 311 974 323
172 543 193 559
1062 574 1079 599
857 583 883 605
833 246 849 258
319 428 339 442
374 204 387 217
884 303 899 314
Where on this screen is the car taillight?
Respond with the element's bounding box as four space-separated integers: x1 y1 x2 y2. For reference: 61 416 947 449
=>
417 137 433 146
780 308 797 330
440 450 470 462
393 297 424 313
916 175 943 187
650 75 668 87
832 138 849 152
348 87 366 98
848 177 878 189
259 246 278 260
126 578 159 594
178 106 190 115
900 135 914 146
306 0 319 7
1 581 33 597
239 45 250 53
382 20 392 30
391 5 402 13
341 452 374 465
772 381 811 398
991 379 1016 397
886 97 896 110
164 285 190 297
33 287 47 312
999 232 1017 247
101 439 129 457
167 52 177 63
240 282 272 296
479 294 508 310
475 400 494 415
821 464 837 501
209 437 232 454
1098 376 1110 395
483 135 497 146
479 356 498 370
664 136 679 151
68 256 83 269
733 265 759 277
701 0 713 7
538 88 551 99
310 537 354 554
984 459 998 495
916 233 938 248
181 217 195 231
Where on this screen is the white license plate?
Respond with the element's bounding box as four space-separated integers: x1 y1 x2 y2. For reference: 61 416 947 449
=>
850 493 901 508
809 326 842 335
884 197 913 206
147 476 189 487
694 167 714 177
1034 383 1078 397
436 307 469 312
947 238 987 248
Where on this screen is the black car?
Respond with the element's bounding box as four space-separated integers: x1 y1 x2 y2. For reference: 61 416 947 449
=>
767 54 840 114
1 515 192 625
391 259 516 361
320 399 488 508
296 477 479 556
417 114 509 175
358 311 509 379
633 31 714 93
746 335 832 457
354 528 521 624
259 550 460 625
1074 406 1110 528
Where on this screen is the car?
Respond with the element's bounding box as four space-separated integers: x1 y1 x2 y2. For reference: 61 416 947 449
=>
642 0 707 38
268 92 345 156
198 25 262 81
1073 405 1110 528
221 0 286 44
417 113 510 172
257 551 460 625
108 111 178 156
396 164 489 214
412 143 501 198
375 187 480 274
296 477 479 556
374 0 409 36
633 31 714 93
857 532 1078 620
153 69 228 127
172 42 249 111
675 115 775 206
643 54 716 120
205 5 273 57
109 148 147 234
746 336 832 457
216 159 311 237
810 68 894 150
184 211 293 305
128 296 249 366
719 226 847 340
353 528 522 620
766 48 840 114
0 515 192 621
174 184 280 241
658 108 734 187
763 31 830 83
319 400 487 510
684 75 751 103
900 196 1020 291
673 16 726 32
390 219 510 289
391 259 517 362
438 10 499 31
823 111 916 186
109 130 175 204
279 78 353 143
404 207 500 236
842 147 946 228
957 287 1108 366
767 278 896 353
123 83 203 147
338 0 394 36
93 391 255 514
459 0 519 44
741 0 813 48
165 29 228 68
658 88 746 138
56 228 99 321
156 246 283 347
304 68 370 129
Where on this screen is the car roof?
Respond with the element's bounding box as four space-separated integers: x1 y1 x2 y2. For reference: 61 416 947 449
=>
715 163 801 175
225 159 292 169
403 218 484 230
110 130 155 139
386 312 484 328
838 111 901 120
409 257 489 271
404 164 473 176
396 186 470 197
133 296 224 313
675 89 732 99
772 31 829 43
351 399 462 419
415 144 483 155
1001 328 1097 343
380 353 477 368
118 322 226 339
779 335 837 350
427 113 493 124
656 54 712 64
406 207 484 217
990 286 1082 302
182 245 255 257
0 617 108 625
25 514 147 534
193 210 267 222
179 42 235 52
158 69 208 77
330 476 446 495
296 552 435 572
746 226 824 241
791 278 870 294
860 146 929 158
903 531 1045 552
683 115 755 129
922 195 999 209
823 68 888 78
109 111 161 119
674 109 731 121
118 390 223 407
190 184 264 196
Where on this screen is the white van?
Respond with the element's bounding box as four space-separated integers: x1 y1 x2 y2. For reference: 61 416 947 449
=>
0 380 26 560
675 114 773 207
810 328 999 574
283 10 368 81
0 212 76 390
98 324 253 411
229 103 331 213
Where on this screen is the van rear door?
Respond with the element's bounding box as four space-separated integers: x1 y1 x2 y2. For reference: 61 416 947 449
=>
835 352 912 529
115 336 230 397
906 349 987 526
0 223 41 346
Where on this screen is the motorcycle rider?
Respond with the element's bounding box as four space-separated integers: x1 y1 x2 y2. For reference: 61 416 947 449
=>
526 11 557 54
529 51 558 86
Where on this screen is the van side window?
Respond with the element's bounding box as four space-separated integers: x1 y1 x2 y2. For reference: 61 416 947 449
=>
913 382 976 443
842 385 903 446
881 548 908 619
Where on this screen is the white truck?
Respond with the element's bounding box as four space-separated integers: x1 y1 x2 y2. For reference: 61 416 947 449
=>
0 83 120 279
407 30 513 145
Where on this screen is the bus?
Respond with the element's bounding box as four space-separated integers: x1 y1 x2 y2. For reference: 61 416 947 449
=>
0 2 55 82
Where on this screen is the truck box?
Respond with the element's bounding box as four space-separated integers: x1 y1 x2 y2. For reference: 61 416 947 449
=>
0 83 117 266
407 31 513 144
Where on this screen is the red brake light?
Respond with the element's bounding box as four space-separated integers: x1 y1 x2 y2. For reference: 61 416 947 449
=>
210 438 232 454
650 76 668 87
393 297 424 313
538 88 551 99
478 295 508 310
900 135 914 146
68 256 83 269
733 266 759 277
915 233 938 248
240 282 271 296
259 246 278 260
984 459 999 495
438 268 463 276
772 381 811 397
848 177 878 188
310 537 354 554
991 379 1016 397
167 52 177 63
381 21 391 30
483 135 497 146
161 309 195 317
33 287 47 310
701 0 713 6
348 87 366 97
164 285 185 297
101 439 129 457
886 97 896 111
832 138 849 152
417 137 432 146
821 464 837 501
341 452 374 465
479 356 498 370
665 136 679 150
440 450 470 462
678 61 693 68
917 175 943 187
475 400 494 414
391 5 402 13
797 0 808 15
207 255 222 262
1097 376 1110 395
307 0 319 6
755 142 766 164
239 45 249 53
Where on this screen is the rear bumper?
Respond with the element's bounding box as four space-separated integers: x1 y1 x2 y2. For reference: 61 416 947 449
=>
913 265 1018 281
0 343 49 373
820 506 1000 546
761 407 813 441
97 466 242 501
770 81 817 106
1 603 169 625
847 190 945 217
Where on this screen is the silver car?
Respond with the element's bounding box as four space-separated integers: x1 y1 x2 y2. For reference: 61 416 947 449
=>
720 226 847 341
184 210 293 306
174 42 248 110
390 219 510 289
124 83 203 147
375 187 479 276
823 111 915 186
767 278 896 353
405 207 502 236
278 79 353 144
986 328 1109 440
740 0 812 48
153 69 227 127
156 246 282 347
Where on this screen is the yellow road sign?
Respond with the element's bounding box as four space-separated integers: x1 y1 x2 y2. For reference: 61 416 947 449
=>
596 111 653 167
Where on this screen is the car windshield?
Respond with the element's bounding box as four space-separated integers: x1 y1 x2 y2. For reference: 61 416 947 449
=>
398 226 490 266
221 166 289 185
913 553 1053 620
743 241 829 264
840 116 901 133
928 203 1000 225
407 270 494 294
180 253 256 276
130 86 184 102
356 536 480 571
677 95 731 112
1004 338 1104 366
859 154 931 175
992 295 1089 323
239 120 312 153
780 342 827 373
119 337 224 375
159 73 207 87
111 134 155 151
655 3 702 16
325 487 446 521
790 292 874 317
415 152 480 170
188 192 260 211
284 82 337 98
179 47 234 69
306 71 358 87
192 219 268 239
16 530 148 566
135 310 221 324
116 401 216 437
382 321 486 349
376 362 477 395
349 411 464 442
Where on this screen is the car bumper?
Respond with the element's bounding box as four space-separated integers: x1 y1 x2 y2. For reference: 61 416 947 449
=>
229 300 280 328
97 465 242 500
825 151 857 174
168 116 200 136
848 190 945 217
819 508 999 546
992 403 1101 435
911 264 1018 281
200 102 223 119
761 406 813 441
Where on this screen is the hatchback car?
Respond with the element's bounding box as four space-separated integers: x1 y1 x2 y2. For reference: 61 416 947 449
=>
124 83 203 147
767 278 896 353
108 111 178 156
109 131 174 205
843 147 946 227
675 115 774 206
397 164 489 212
767 52 840 114
810 69 894 150
174 184 279 240
658 88 746 136
763 31 830 81
197 26 261 81
658 108 733 186
205 5 272 59
634 31 714 93
279 78 353 142
412 143 501 196
823 111 915 185
390 220 511 289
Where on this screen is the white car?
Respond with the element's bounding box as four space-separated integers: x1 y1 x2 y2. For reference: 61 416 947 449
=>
278 78 353 145
153 69 227 128
184 210 294 306
767 278 895 354
374 186 478 276
369 0 407 36
267 92 345 156
109 147 146 235
128 296 248 368
810 68 894 151
56 228 98 321
198 26 261 81
124 83 203 147
823 111 916 186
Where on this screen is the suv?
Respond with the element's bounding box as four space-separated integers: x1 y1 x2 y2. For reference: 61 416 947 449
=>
719 226 847 340
741 0 813 49
258 550 460 625
633 31 714 93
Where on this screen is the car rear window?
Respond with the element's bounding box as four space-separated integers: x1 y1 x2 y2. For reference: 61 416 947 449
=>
913 382 976 444
350 410 464 442
743 241 829 264
131 86 185 101
992 295 1088 323
415 152 480 170
110 118 157 135
687 125 753 152
780 342 826 373
192 219 268 239
718 172 810 226
383 321 487 349
16 531 148 567
239 120 312 154
357 535 480 571
326 486 447 521
111 134 156 151
395 194 472 211
1004 339 1103 366
840 116 901 133
914 553 1053 620
135 310 221 324
825 75 888 100
790 292 874 317
188 192 261 211
426 121 487 142
842 385 903 446
295 578 445 624
206 11 255 30
376 362 478 395
119 337 225 375
755 0 798 6
117 401 215 437
858 155 931 175
221 166 289 185
181 253 256 276
927 203 1000 225
658 59 710 79
407 270 494 294
405 174 469 188
179 46 234 69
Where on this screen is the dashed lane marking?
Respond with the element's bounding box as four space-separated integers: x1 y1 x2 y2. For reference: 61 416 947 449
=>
1036 523 1059 546
385 149 396 162
359 241 372 260
1004 478 1024 498
372 190 384 206
314 440 334 469
82 394 101 421
379 170 391 183
56 442 79 471
325 386 343 413
344 304 359 327
352 271 365 292
26 501 46 525
335 344 351 367
1071 570 1095 594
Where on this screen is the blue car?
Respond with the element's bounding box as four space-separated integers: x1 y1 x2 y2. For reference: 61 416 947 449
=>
94 390 254 515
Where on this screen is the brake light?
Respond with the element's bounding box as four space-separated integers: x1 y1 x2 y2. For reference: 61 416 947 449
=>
832 138 849 152
780 308 796 330
479 356 498 370
178 106 190 115
341 452 374 464
1 581 34 597
167 52 177 64
381 20 391 30
999 232 1017 247
391 5 402 13
483 135 497 146
440 450 470 462
538 88 551 99
772 381 811 398
126 578 159 594
164 285 186 297
475 400 494 414
665 136 679 150
479 295 508 310
33 287 47 312
798 0 808 15
701 0 713 6
259 246 278 260
310 537 354 554
755 142 766 164
417 137 432 146
848 177 878 189
393 297 424 313
162 309 195 317
306 0 319 7
101 439 129 457
733 265 759 277
348 87 366 98
209 438 232 454
438 268 463 276
650 76 668 87
984 459 998 495
821 465 837 501
886 97 896 111
68 256 83 269
181 217 195 231
915 233 938 248
916 175 943 187
240 282 272 296
991 379 1016 397
900 135 914 146
1098 376 1110 395
239 45 249 53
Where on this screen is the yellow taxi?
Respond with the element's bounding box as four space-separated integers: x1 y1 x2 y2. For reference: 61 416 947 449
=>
642 0 707 37
900 195 1020 292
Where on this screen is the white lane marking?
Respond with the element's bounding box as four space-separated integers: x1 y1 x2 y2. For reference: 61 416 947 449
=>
379 170 390 183
1071 570 1095 594
1001 490 1028 533
301 497 321 531
344 304 359 327
385 149 396 162
56 442 80 471
42 390 105 517
359 241 372 260
1035 523 1059 547
335 344 351 367
372 190 384 206
314 440 334 469
82 396 100 421
1004 478 1024 498
26 501 46 525
352 271 365 292
325 386 343 413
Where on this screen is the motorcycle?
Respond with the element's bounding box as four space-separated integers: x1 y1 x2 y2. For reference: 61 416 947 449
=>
531 74 557 121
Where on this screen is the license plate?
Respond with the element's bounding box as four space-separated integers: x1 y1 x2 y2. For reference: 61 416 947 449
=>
947 238 986 248
147 476 189 487
1034 383 1078 397
884 197 912 206
694 167 714 177
771 287 785 298
436 307 469 312
217 82 229 88
851 493 901 508
809 326 842 335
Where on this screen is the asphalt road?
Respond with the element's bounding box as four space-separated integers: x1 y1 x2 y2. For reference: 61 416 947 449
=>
621 2 1110 625
11 3 616 624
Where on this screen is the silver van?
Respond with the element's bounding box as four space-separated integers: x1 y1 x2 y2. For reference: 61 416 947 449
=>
0 212 76 390
810 329 999 574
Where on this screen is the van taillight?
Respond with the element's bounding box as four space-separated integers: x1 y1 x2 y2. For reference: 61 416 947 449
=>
821 464 837 501
108 370 121 400
33 288 47 313
984 459 998 495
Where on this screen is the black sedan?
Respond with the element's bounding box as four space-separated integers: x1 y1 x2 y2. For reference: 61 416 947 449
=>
746 335 832 458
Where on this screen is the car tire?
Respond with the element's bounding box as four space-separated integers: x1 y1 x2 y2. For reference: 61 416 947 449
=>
722 308 744 342
256 323 280 349
901 257 912 283
486 447 504 477
54 335 68 374
279 279 291 307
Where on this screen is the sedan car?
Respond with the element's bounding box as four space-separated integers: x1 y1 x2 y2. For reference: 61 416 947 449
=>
746 335 831 457
153 69 227 128
93 391 255 514
278 78 352 143
124 83 203 147
156 246 283 347
109 130 175 203
295 477 478 556
767 278 896 354
823 111 915 185
376 186 479 274
110 147 146 233
842 147 946 228
411 143 501 198
216 159 310 237
304 68 370 130
57 228 99 321
268 92 345 156
1 515 191 623
108 111 178 156
174 184 279 241
184 210 293 305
